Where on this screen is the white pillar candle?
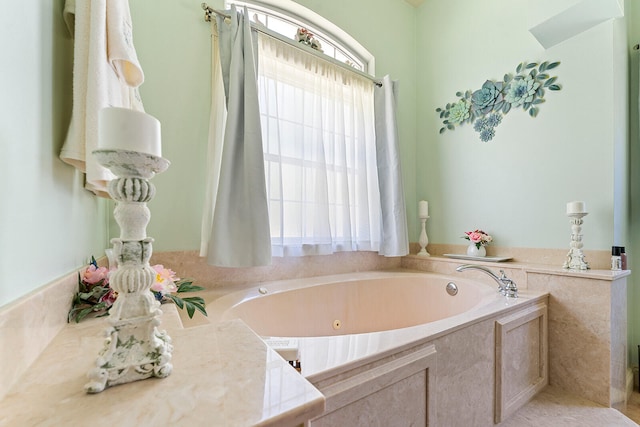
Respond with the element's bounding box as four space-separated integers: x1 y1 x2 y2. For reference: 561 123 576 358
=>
419 200 429 218
566 201 586 214
98 107 162 157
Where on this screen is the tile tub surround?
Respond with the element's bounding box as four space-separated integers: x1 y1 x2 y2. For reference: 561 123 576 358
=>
153 246 610 292
527 269 628 409
157 248 627 410
0 251 396 417
0 257 113 400
403 254 631 409
204 270 550 425
301 317 504 426
0 309 325 427
0 264 89 400
0 247 630 425
1 262 546 427
414 243 611 270
150 250 402 290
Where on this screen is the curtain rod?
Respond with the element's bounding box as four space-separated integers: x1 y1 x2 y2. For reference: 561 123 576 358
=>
201 3 230 21
200 3 382 87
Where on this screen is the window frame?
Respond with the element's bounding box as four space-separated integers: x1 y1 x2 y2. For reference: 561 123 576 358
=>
225 0 375 76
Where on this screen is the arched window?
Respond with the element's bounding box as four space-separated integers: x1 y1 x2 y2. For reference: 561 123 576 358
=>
204 1 409 260
225 0 374 74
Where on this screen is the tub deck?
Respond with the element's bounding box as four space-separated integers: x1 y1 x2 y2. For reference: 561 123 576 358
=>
193 269 638 426
1 267 637 426
201 270 547 380
0 306 325 426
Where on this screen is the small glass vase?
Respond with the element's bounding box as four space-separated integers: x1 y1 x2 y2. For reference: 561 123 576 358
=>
466 244 486 257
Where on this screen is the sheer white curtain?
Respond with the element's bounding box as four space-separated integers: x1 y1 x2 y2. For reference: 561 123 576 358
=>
200 24 226 257
257 33 381 256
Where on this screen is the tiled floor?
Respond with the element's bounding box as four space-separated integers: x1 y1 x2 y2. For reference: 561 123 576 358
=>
622 391 640 424
500 387 638 427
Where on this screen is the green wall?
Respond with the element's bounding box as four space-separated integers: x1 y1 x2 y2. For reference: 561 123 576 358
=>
0 0 109 308
416 0 625 250
128 0 419 250
131 0 632 253
125 1 214 251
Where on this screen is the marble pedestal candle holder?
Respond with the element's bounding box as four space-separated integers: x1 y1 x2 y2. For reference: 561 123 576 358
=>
563 212 589 270
85 149 171 394
417 216 430 256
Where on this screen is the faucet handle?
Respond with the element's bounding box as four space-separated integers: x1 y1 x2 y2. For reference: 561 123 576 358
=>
504 281 518 298
498 270 518 298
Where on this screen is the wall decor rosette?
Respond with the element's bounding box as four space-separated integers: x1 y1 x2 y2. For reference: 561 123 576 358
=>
436 61 562 142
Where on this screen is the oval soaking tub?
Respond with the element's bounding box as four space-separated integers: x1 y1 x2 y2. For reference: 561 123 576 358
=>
209 270 495 337
206 270 548 426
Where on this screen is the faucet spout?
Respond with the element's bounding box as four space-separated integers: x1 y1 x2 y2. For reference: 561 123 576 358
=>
455 264 518 298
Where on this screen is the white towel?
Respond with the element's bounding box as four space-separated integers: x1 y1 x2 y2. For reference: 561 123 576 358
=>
106 0 144 88
60 0 145 197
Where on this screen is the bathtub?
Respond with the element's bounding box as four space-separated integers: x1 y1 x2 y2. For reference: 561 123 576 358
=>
208 270 545 379
207 269 548 425
210 270 495 337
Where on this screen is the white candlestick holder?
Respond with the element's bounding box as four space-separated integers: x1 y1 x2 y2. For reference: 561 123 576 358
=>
563 212 589 270
417 216 430 256
85 149 172 393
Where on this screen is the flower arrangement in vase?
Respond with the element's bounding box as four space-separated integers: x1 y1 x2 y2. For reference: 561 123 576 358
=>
68 256 207 322
463 229 493 257
295 27 323 52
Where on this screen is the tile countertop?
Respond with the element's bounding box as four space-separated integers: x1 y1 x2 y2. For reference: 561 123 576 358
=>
404 254 632 280
0 306 325 427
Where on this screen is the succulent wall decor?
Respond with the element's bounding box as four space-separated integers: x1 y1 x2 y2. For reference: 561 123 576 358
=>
436 61 562 142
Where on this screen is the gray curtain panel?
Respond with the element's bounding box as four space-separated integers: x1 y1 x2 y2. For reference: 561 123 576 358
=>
208 5 272 267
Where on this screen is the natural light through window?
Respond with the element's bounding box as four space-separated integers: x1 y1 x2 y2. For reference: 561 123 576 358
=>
222 0 380 256
226 0 369 72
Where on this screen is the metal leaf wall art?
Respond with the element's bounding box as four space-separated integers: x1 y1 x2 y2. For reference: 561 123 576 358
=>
436 61 562 142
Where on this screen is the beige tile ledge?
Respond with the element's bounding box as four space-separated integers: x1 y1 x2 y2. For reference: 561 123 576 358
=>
0 257 113 400
405 253 631 281
412 243 612 270
499 386 638 426
0 307 325 427
524 265 631 280
150 250 402 290
0 266 79 400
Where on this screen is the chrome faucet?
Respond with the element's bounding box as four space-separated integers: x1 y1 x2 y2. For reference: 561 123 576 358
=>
455 264 518 298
